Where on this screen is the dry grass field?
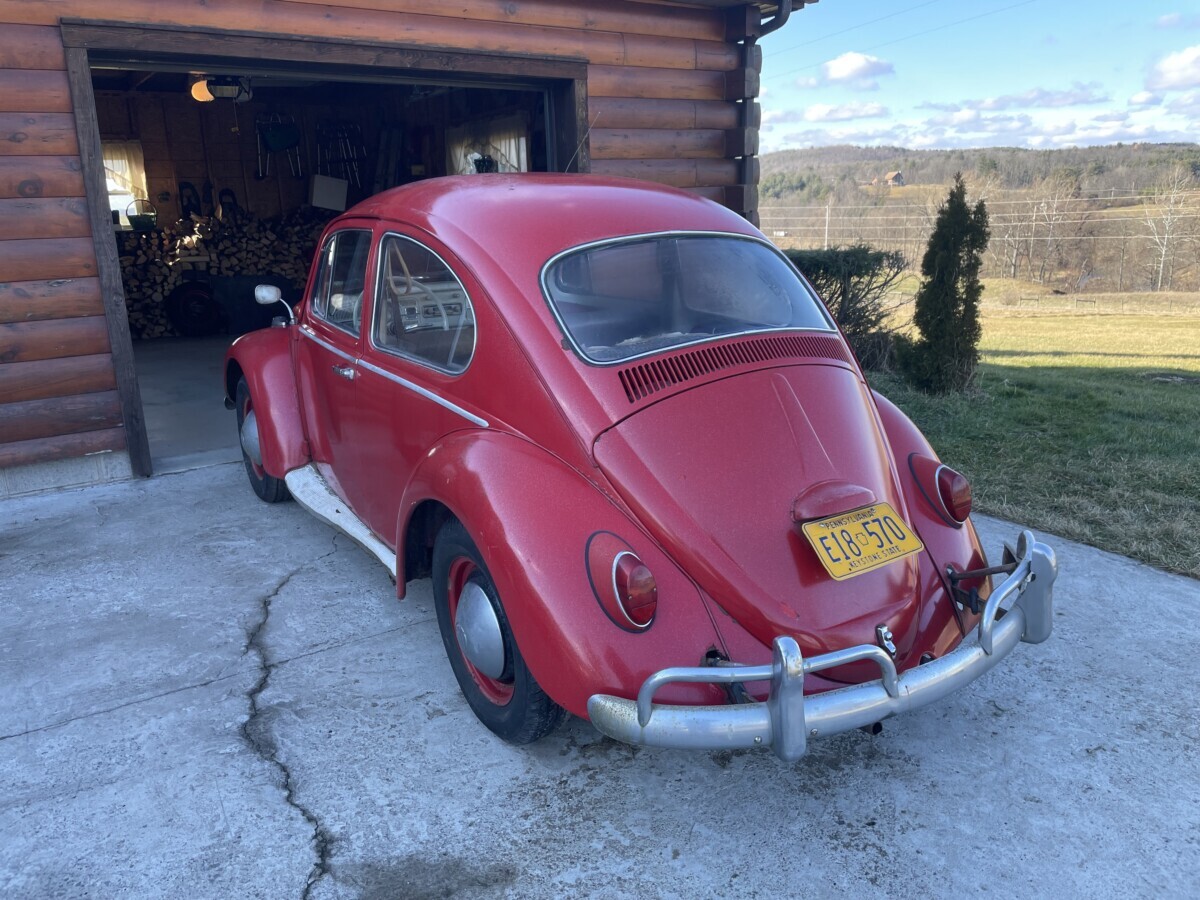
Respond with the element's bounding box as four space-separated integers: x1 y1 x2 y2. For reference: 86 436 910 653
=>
870 311 1200 577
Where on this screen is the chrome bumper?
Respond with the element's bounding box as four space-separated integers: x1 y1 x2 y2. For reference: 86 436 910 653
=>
587 531 1057 762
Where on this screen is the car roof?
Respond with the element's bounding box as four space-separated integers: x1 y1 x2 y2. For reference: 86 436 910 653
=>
343 174 761 260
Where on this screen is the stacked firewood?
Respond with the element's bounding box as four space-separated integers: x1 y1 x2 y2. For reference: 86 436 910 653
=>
117 207 334 339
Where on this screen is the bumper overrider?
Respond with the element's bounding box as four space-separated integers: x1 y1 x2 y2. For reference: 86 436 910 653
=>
587 531 1057 762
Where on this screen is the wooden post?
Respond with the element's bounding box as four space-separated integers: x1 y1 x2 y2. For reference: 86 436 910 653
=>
62 45 152 476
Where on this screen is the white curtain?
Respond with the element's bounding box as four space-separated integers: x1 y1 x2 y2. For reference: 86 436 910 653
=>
102 140 148 197
446 114 529 176
102 141 149 224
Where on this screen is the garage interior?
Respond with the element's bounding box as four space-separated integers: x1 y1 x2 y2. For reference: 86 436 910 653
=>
90 57 556 470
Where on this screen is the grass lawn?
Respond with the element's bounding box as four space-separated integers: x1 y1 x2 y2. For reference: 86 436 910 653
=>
869 313 1200 578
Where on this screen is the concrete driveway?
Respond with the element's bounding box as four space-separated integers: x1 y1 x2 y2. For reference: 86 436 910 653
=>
1 462 1197 898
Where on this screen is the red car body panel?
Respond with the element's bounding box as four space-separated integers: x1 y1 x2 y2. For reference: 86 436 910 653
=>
225 174 996 721
399 429 728 716
226 326 309 477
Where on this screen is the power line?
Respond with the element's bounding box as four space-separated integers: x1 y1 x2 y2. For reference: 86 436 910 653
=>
763 0 1039 82
763 0 946 57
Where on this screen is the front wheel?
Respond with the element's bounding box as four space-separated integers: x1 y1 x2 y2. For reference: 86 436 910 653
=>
235 378 289 503
432 519 566 744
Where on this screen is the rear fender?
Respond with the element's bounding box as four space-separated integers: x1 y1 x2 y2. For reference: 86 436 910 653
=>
399 430 725 717
225 328 309 478
872 390 988 643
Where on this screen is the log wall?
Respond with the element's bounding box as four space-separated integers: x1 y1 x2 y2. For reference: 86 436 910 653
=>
0 23 127 471
0 0 766 478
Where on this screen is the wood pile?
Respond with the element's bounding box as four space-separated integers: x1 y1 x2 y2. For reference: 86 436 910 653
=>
117 207 334 339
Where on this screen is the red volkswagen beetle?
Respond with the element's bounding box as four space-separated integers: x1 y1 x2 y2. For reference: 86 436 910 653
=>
226 175 1055 761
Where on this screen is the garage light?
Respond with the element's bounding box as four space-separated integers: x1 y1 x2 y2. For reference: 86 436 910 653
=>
189 75 252 103
190 76 214 102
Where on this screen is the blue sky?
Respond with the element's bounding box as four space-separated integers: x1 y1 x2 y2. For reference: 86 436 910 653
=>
757 1 1200 151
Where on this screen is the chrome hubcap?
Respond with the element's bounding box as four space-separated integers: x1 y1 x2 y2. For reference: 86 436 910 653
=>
456 579 505 680
240 408 263 467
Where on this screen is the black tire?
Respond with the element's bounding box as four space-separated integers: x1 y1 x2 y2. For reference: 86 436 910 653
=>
433 519 566 744
235 378 289 503
165 282 225 337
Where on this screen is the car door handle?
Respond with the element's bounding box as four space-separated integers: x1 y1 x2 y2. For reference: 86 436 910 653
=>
331 364 356 380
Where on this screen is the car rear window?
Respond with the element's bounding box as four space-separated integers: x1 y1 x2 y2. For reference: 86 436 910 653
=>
542 234 833 363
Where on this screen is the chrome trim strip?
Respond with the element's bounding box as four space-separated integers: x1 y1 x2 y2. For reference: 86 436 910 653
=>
299 325 356 363
588 530 1057 762
357 359 489 428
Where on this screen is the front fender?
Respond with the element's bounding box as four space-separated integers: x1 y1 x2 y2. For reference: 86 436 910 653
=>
400 430 726 718
225 328 309 478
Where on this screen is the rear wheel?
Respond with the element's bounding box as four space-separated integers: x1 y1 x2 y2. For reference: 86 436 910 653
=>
433 519 566 743
235 378 289 503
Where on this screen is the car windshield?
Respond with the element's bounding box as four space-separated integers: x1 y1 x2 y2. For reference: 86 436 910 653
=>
542 234 833 363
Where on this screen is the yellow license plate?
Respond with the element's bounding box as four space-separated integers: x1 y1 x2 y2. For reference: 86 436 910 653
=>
801 502 924 581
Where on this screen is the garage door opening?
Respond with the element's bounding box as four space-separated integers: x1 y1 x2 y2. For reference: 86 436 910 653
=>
67 22 585 473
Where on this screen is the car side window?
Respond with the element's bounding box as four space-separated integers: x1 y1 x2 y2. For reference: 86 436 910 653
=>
373 234 476 374
309 229 371 338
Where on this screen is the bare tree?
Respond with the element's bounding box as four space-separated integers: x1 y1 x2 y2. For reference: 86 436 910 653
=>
1144 165 1195 291
1032 174 1088 285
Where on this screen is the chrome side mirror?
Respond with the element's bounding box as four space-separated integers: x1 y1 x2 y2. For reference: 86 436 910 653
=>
255 284 294 323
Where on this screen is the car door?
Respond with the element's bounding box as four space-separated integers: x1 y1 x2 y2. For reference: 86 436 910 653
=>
345 229 482 544
294 225 373 503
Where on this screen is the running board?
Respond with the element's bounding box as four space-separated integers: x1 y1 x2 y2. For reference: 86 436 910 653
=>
284 464 397 579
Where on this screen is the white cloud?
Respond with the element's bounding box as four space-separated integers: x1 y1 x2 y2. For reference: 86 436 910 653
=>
1147 44 1200 90
1167 90 1200 114
969 83 1109 110
803 102 889 122
796 52 895 90
1156 13 1200 29
1128 91 1163 106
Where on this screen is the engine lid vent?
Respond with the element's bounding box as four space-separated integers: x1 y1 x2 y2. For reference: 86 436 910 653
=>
618 333 851 403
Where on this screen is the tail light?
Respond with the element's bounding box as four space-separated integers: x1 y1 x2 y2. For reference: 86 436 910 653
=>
613 552 657 628
586 532 658 631
936 465 973 523
908 454 972 526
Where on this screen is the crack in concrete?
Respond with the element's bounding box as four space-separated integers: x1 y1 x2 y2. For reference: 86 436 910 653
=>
0 620 430 743
239 564 335 900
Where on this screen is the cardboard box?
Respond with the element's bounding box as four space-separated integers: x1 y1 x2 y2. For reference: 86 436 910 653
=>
310 175 349 211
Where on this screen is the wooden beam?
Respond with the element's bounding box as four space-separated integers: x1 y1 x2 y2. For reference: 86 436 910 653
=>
588 98 740 130
724 127 759 158
0 316 110 363
557 77 590 173
4 0 728 41
0 353 116 403
589 157 739 188
590 128 726 160
0 426 125 469
0 25 67 70
724 67 760 101
588 65 726 101
63 45 151 476
0 197 91 240
0 237 96 281
0 113 80 156
0 70 73 114
0 155 85 199
0 390 123 443
0 277 104 324
59 21 590 82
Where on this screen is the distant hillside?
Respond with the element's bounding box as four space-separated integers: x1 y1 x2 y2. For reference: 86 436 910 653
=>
758 143 1200 294
760 143 1200 202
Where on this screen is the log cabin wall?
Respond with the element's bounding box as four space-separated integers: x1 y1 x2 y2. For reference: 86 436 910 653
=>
0 0 767 496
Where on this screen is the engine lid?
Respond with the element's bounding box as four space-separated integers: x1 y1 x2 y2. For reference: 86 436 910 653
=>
594 363 925 665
